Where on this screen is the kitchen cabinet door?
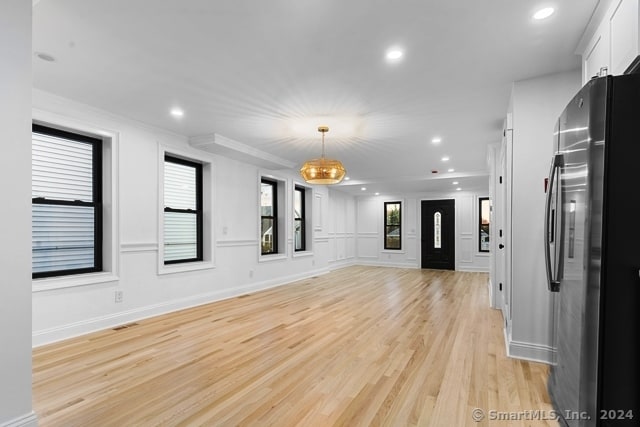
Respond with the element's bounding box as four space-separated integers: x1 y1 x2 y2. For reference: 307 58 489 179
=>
584 33 609 82
610 0 639 75
580 0 640 83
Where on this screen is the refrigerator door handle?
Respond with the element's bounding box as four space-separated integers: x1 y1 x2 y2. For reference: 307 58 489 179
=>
544 153 563 292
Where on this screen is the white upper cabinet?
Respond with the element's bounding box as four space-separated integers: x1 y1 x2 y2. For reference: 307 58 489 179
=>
610 0 639 74
584 31 609 82
578 0 639 84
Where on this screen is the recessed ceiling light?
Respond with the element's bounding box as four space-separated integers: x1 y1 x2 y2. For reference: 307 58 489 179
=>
35 52 56 62
361 187 367 191
456 187 462 191
375 192 380 196
452 181 459 185
533 7 554 20
387 51 402 59
441 156 450 162
447 168 455 173
170 108 184 118
344 176 351 181
386 49 403 61
431 137 442 144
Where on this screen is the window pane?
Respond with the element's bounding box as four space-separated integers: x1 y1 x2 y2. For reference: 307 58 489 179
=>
164 212 197 261
434 212 442 249
294 189 302 219
480 198 490 252
294 219 303 250
385 225 401 249
261 182 273 216
386 203 400 225
163 156 202 264
164 161 196 210
384 201 401 250
32 133 94 202
32 204 95 273
32 125 101 278
261 218 274 253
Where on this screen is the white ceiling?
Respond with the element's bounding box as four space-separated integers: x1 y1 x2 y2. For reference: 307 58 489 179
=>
32 0 599 196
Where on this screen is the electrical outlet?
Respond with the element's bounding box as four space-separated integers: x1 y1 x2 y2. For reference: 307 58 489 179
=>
115 290 123 303
249 269 254 278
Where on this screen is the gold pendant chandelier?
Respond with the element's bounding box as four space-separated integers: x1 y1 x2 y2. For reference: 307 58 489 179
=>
300 126 346 184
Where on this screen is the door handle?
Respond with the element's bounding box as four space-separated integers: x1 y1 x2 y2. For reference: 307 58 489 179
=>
544 153 563 292
498 244 504 249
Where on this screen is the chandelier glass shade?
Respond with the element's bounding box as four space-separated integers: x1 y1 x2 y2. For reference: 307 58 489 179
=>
300 126 346 184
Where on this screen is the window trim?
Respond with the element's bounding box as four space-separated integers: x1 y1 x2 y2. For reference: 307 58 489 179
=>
383 201 402 251
163 154 204 265
258 173 288 262
31 112 119 292
294 185 306 252
261 178 278 255
32 123 103 279
158 146 214 275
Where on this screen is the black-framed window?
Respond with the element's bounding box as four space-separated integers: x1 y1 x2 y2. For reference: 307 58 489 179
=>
384 201 402 250
261 179 278 255
479 197 490 252
164 155 203 264
294 185 306 252
32 124 103 278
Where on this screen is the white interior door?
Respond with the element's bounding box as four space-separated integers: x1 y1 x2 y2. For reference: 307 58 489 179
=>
497 129 511 331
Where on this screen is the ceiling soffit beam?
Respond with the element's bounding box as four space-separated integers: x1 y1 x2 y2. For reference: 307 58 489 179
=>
189 133 296 170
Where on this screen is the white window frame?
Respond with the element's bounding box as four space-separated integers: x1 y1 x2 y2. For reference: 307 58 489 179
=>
158 146 215 275
31 111 120 292
258 172 288 262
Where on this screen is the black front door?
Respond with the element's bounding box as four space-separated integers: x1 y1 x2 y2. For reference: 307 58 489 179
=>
421 199 455 270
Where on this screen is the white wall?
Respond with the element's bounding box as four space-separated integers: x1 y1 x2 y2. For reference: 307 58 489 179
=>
355 192 490 271
506 70 581 362
0 2 37 426
31 90 352 346
29 85 490 349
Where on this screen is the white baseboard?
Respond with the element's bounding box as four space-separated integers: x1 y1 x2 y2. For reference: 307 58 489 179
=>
505 335 555 365
0 411 38 427
456 265 490 273
356 260 420 269
327 258 357 270
32 267 330 347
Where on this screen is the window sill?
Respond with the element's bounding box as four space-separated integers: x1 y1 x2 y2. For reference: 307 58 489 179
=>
293 250 314 258
158 261 215 275
33 271 119 292
477 252 490 257
381 249 405 254
258 253 288 263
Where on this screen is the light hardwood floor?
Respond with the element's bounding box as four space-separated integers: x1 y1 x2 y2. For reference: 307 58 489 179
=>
33 266 558 426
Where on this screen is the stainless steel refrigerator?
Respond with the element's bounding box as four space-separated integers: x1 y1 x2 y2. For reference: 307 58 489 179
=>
544 72 639 426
